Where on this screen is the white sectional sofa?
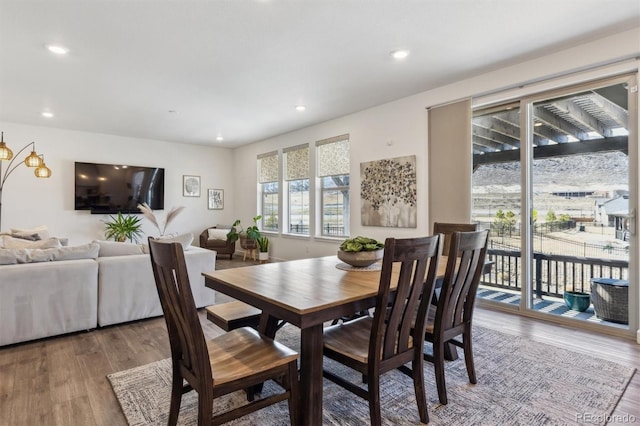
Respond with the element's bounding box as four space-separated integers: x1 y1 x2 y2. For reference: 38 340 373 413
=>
97 247 216 326
0 236 216 346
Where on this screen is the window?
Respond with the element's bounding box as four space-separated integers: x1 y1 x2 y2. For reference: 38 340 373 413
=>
258 151 279 231
317 135 350 237
284 144 309 235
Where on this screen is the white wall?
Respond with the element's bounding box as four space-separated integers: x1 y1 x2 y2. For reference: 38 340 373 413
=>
2 28 637 257
0 122 235 245
231 27 640 261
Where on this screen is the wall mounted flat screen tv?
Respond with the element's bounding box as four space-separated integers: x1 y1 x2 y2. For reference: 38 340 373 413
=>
74 162 165 214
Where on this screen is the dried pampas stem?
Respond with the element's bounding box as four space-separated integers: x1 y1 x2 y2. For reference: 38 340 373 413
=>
163 206 185 235
137 203 184 236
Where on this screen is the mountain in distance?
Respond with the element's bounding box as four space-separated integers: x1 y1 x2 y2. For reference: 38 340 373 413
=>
473 151 629 192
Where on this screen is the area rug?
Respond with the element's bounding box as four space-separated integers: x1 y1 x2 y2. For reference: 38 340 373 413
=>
108 325 635 425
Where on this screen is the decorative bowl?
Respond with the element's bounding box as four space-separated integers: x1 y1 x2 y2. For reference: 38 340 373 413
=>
337 249 384 267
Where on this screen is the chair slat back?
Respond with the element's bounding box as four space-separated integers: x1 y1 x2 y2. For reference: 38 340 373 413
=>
371 235 442 362
148 238 212 386
433 222 478 255
437 230 489 332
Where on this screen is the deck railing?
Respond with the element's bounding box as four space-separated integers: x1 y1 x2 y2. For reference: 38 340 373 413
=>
483 248 629 299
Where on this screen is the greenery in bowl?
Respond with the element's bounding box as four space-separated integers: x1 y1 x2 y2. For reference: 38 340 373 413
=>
338 236 384 267
339 236 384 252
104 212 143 243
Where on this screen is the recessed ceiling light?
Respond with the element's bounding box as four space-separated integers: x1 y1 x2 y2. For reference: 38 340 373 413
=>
41 111 54 118
390 49 410 60
46 44 69 55
216 135 224 142
295 105 306 112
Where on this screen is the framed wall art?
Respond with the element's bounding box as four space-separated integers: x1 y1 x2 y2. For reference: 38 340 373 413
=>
183 175 201 197
208 189 224 210
360 155 417 228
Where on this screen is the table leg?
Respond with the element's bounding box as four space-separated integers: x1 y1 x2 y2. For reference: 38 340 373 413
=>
444 343 458 360
299 324 323 426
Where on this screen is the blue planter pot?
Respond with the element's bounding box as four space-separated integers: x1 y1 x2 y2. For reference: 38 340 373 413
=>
564 291 590 312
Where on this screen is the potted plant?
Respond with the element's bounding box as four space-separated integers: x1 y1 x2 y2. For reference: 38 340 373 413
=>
257 236 269 261
104 212 143 243
227 215 262 250
337 236 384 267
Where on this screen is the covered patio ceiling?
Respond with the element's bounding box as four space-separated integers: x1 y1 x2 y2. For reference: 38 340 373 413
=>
473 84 630 169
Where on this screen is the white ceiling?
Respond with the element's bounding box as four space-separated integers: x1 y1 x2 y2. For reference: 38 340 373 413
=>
1 0 639 148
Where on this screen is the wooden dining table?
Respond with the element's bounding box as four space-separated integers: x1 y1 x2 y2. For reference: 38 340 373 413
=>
203 255 451 426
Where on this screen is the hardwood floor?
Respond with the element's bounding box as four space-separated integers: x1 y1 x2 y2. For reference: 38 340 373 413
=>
1 254 638 425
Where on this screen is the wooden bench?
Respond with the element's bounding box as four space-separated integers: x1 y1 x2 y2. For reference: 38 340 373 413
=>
205 300 261 331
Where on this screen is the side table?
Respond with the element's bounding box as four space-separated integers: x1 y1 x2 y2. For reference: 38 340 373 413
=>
590 278 628 324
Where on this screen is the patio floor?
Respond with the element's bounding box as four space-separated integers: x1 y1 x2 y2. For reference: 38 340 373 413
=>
477 285 628 328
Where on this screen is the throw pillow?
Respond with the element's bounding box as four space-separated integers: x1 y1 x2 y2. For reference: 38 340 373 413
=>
52 243 100 261
94 240 145 257
10 225 50 240
156 232 194 249
207 228 230 241
1 236 62 250
27 249 55 263
10 231 41 241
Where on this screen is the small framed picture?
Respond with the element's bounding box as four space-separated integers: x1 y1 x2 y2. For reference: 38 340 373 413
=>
183 175 201 197
208 189 224 210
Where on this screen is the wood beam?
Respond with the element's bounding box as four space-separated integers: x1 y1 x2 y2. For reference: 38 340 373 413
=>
534 105 586 141
473 136 628 170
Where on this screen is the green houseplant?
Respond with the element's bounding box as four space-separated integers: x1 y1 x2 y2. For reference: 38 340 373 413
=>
257 236 269 253
257 236 269 261
104 212 143 243
227 215 262 248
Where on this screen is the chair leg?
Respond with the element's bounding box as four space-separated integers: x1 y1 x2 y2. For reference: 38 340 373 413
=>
197 386 213 426
168 365 184 426
286 361 300 426
367 374 382 426
463 329 477 384
433 339 448 405
412 355 429 424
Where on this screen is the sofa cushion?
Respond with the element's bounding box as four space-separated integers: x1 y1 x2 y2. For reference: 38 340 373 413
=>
207 228 230 241
1 236 62 250
0 258 99 346
94 240 145 257
10 225 50 240
0 249 25 265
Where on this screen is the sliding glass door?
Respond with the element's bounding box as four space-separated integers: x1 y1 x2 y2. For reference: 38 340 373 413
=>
472 74 637 334
472 102 523 307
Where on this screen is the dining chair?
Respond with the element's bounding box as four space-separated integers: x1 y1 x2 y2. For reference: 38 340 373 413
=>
431 222 480 314
147 238 299 426
422 229 489 405
322 235 442 426
432 222 478 255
